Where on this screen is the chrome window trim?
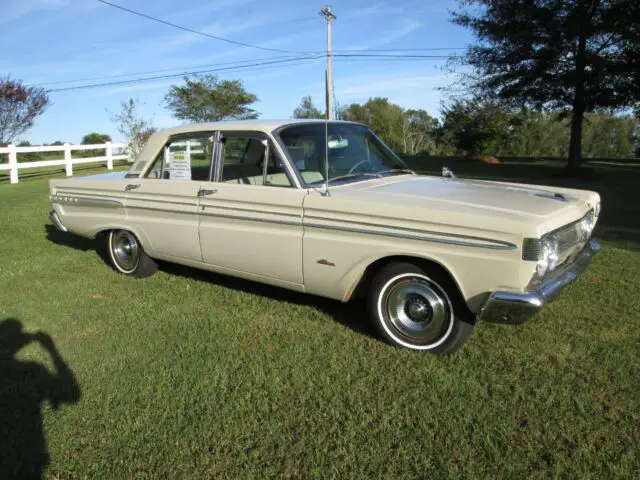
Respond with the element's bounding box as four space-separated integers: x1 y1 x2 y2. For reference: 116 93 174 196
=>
212 130 299 188
142 131 217 180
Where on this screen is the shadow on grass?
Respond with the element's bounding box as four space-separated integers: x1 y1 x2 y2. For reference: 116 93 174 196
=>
159 261 378 340
0 318 81 480
44 224 95 252
44 225 113 266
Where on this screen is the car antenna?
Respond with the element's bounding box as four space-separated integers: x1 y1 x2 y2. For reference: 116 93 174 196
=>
322 118 331 197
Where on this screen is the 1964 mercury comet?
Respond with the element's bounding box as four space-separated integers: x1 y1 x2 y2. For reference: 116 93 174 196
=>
48 119 601 353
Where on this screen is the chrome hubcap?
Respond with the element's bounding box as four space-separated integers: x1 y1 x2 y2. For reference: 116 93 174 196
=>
383 276 452 344
112 231 139 272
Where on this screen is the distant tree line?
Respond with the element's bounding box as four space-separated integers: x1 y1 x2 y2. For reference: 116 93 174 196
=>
293 95 639 159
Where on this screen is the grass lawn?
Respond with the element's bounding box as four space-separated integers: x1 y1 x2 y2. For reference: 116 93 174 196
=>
1 166 639 479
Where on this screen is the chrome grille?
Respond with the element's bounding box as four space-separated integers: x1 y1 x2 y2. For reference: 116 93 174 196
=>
522 238 542 261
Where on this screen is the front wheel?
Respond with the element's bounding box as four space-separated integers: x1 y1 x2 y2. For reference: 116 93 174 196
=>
106 230 157 278
367 262 474 354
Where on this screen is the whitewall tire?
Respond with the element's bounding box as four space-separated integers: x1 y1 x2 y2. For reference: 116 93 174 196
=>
367 262 474 354
107 230 157 278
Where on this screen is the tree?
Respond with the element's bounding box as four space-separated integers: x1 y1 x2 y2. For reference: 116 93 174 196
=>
340 98 445 155
634 105 640 157
81 132 112 158
440 99 511 156
109 98 156 162
401 109 440 155
0 76 50 144
502 109 570 157
81 132 111 145
293 96 324 119
341 98 406 151
165 75 259 123
452 0 640 173
582 114 635 157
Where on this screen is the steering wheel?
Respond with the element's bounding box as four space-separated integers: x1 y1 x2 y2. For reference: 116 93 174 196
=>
348 159 374 175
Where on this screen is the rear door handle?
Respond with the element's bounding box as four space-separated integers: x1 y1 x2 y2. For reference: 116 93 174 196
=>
197 188 217 197
125 183 141 191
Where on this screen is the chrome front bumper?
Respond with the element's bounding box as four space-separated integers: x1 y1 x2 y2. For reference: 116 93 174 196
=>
478 239 601 324
48 209 68 232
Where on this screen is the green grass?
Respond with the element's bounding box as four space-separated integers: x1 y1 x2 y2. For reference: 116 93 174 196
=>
1 167 639 479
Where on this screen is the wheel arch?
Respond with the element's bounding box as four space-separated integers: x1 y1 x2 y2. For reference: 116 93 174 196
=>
345 254 468 308
92 225 154 256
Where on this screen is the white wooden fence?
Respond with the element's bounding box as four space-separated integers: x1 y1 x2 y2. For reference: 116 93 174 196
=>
0 142 129 184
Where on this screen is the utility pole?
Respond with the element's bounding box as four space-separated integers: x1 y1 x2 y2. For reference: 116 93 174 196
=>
319 5 336 120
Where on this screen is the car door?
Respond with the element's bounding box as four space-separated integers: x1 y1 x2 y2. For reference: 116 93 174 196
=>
124 133 215 262
198 131 305 285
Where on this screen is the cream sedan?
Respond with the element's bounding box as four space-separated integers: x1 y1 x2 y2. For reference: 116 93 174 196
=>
48 119 601 353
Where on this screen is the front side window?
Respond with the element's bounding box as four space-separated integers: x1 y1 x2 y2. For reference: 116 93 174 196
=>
146 134 214 181
220 135 292 187
277 122 411 185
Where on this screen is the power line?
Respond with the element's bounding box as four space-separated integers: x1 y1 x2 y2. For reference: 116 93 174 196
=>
95 0 314 54
273 16 318 25
332 47 467 52
38 55 302 86
45 56 322 93
333 53 461 59
44 53 461 93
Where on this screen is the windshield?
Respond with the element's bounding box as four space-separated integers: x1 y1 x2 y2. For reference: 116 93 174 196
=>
276 122 412 185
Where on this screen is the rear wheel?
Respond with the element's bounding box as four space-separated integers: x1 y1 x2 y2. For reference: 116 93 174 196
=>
367 262 474 354
107 230 157 278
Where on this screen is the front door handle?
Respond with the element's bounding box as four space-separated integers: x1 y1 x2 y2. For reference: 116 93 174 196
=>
197 188 218 197
125 183 141 191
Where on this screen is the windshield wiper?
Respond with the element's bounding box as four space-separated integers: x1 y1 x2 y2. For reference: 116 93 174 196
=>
327 172 382 184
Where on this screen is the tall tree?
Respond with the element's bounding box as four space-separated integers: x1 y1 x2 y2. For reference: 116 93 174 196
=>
452 0 640 172
165 75 259 123
0 76 50 144
293 96 324 119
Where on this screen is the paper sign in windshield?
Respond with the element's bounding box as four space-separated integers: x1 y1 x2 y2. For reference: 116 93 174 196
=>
169 151 191 180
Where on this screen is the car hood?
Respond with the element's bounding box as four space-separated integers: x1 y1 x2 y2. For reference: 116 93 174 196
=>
314 174 600 239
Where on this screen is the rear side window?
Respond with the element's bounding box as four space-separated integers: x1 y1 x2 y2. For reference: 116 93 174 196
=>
146 134 214 181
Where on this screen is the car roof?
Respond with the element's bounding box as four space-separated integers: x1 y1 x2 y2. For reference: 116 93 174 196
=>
128 119 364 175
158 118 362 136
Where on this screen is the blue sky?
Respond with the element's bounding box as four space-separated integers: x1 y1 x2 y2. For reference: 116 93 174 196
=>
1 0 472 143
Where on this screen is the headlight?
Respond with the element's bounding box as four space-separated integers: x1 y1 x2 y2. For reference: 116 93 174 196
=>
581 210 595 238
536 237 559 277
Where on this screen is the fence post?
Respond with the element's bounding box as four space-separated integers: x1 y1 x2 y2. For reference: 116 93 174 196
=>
64 143 73 177
8 144 18 184
106 141 113 170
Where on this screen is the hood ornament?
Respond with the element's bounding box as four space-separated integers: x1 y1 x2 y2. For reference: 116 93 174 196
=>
442 167 456 179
